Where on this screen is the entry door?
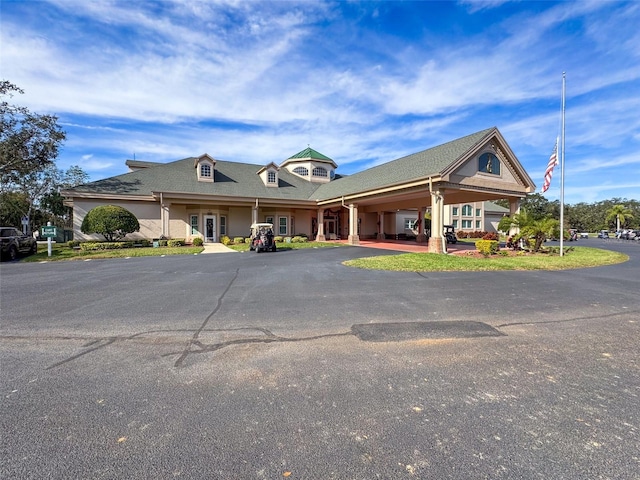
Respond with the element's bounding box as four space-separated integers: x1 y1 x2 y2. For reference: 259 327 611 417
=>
204 215 217 243
325 219 336 235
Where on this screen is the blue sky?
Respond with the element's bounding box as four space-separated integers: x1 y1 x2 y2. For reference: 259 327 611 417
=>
2 0 639 204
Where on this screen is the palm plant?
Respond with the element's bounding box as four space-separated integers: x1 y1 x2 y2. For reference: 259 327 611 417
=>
606 204 634 231
498 208 559 252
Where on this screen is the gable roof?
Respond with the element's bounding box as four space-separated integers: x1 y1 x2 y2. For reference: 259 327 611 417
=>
312 127 495 201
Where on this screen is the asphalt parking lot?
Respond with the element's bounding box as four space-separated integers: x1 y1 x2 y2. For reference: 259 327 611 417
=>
1 240 639 479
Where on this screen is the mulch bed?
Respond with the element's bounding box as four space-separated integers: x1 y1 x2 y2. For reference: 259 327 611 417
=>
450 249 536 258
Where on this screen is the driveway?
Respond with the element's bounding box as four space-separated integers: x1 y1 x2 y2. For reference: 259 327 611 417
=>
1 240 639 479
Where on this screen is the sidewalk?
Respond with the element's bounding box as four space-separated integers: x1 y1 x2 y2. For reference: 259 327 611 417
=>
201 243 237 254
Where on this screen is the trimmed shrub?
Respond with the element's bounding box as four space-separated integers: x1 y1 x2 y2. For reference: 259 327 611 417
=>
167 239 185 247
475 239 499 256
80 205 140 241
456 230 468 239
158 240 168 247
291 236 307 243
80 241 130 251
482 232 499 241
192 237 203 246
137 239 151 247
274 236 283 243
67 240 80 248
220 235 231 245
233 237 245 244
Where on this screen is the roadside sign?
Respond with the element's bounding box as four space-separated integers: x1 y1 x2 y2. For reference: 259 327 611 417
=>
41 226 57 238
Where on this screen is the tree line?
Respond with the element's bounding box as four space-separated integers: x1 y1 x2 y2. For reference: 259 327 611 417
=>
494 194 639 233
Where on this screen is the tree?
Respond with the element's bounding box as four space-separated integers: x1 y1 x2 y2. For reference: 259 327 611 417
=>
606 204 634 232
81 205 140 241
1 81 66 185
41 165 90 226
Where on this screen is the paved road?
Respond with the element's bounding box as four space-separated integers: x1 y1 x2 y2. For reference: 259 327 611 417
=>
1 240 639 479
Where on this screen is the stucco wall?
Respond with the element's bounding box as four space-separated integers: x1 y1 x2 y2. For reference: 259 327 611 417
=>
73 199 160 241
228 207 252 238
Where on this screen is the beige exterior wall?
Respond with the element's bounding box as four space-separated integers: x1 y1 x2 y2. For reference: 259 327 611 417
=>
72 199 160 241
168 204 187 239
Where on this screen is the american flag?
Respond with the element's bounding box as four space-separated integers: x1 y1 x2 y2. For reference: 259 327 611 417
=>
541 138 559 193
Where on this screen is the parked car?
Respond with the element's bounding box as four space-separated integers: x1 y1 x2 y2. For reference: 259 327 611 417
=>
597 230 609 239
248 223 276 253
580 232 589 238
0 227 38 261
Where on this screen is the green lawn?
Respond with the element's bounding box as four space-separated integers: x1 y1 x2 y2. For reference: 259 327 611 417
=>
23 245 204 262
343 246 628 271
21 243 627 272
23 240 343 262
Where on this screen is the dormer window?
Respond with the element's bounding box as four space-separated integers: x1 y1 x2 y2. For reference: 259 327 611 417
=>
258 162 279 187
195 154 216 183
293 166 309 176
312 166 328 178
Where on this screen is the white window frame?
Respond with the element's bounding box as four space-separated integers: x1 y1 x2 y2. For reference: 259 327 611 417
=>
190 214 199 235
279 216 288 235
220 215 227 236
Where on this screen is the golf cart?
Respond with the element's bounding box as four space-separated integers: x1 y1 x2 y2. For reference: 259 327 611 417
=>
249 223 276 253
444 225 457 244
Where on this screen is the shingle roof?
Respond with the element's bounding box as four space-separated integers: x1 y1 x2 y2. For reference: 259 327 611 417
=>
67 127 497 202
483 200 510 213
70 157 323 200
311 127 495 201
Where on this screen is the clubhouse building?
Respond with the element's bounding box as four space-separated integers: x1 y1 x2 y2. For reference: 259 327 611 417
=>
62 127 536 253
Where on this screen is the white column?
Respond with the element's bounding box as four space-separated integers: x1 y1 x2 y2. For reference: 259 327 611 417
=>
348 204 359 245
160 200 171 238
316 208 326 242
428 189 446 253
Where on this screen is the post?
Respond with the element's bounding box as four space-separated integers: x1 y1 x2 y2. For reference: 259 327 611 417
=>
47 221 52 257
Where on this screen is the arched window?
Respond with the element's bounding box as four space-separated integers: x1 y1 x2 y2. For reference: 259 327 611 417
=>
312 166 328 177
462 204 473 216
293 166 308 176
478 153 500 175
200 164 212 177
267 171 277 184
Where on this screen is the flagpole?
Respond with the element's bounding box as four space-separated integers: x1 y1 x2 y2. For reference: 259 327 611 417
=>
559 73 566 257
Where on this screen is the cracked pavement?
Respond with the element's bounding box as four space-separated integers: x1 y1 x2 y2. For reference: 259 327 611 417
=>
1 241 639 479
